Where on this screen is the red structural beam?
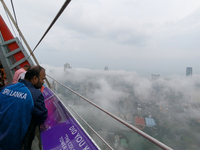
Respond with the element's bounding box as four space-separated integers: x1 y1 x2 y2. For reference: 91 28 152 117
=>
0 15 30 68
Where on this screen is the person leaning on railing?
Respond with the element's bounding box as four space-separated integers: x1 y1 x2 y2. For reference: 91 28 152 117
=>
0 65 48 150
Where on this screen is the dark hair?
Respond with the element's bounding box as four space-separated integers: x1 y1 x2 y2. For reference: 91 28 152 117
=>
0 69 4 87
24 65 31 69
25 65 45 81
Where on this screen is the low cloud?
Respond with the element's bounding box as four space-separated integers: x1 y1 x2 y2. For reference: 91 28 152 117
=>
42 64 200 149
43 64 200 113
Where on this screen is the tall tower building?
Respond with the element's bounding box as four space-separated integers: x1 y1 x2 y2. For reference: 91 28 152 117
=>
105 66 108 71
151 74 160 80
186 67 192 76
64 63 72 71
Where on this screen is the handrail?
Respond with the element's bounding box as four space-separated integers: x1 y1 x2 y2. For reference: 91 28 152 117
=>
51 88 114 150
46 74 173 150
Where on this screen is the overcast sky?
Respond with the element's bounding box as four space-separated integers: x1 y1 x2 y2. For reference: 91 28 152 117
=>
1 0 200 77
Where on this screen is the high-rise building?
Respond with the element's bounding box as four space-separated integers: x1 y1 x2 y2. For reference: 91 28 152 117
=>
64 63 72 71
186 67 192 76
151 74 160 80
105 66 108 71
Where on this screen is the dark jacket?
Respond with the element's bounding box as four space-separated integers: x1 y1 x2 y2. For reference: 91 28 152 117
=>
19 80 48 150
19 79 47 125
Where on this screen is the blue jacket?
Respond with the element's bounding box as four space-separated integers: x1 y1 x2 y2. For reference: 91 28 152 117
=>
0 80 47 150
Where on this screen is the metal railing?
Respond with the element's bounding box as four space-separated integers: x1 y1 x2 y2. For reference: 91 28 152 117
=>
47 74 173 150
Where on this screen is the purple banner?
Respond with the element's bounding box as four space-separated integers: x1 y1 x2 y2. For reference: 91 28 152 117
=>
40 87 99 150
